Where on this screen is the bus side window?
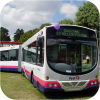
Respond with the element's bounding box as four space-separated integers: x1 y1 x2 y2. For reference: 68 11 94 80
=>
36 37 44 66
24 41 36 64
1 51 9 61
31 41 36 63
9 49 18 61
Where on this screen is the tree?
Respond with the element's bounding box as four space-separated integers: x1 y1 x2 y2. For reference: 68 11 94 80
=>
32 28 40 35
14 28 24 42
39 23 51 29
19 28 40 43
0 27 11 41
75 2 99 37
59 19 74 24
19 23 51 43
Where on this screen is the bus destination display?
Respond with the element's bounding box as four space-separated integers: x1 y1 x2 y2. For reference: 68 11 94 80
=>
56 29 87 37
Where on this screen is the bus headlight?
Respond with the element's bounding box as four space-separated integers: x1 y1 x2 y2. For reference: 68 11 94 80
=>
91 81 94 85
87 79 99 87
53 83 57 87
94 81 97 85
48 83 52 87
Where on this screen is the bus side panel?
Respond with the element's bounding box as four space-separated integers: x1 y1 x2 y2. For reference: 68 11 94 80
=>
0 61 18 72
21 62 32 80
21 62 46 90
21 62 43 81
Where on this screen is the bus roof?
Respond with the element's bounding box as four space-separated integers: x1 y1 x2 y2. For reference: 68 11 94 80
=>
21 24 97 48
46 24 96 32
0 45 19 51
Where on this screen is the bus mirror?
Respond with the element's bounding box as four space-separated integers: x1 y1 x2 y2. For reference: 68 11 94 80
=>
36 37 44 47
36 38 41 47
36 40 39 47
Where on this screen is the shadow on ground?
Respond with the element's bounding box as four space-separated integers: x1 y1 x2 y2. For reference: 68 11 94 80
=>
44 90 98 99
44 82 100 99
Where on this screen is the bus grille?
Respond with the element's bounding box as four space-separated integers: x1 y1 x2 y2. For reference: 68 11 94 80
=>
62 82 86 87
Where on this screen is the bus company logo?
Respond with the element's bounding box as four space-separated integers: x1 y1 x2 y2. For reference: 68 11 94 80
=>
69 76 80 80
76 76 80 80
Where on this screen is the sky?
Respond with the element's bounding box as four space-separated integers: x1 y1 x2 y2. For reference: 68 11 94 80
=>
0 0 89 41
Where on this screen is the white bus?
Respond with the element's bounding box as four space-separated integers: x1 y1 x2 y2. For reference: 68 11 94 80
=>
0 45 22 72
21 24 99 92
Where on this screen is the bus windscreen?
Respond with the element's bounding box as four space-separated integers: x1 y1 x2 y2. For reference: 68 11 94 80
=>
46 26 97 75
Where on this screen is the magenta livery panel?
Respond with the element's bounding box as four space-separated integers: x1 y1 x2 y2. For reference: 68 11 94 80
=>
0 65 18 72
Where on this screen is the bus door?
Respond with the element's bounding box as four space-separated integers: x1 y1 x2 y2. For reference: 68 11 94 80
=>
67 44 82 72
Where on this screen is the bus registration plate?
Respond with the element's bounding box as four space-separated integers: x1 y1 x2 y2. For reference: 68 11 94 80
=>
67 87 80 91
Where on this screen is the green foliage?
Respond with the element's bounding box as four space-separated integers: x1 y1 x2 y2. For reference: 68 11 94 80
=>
39 23 51 29
0 27 11 41
19 30 33 43
19 28 40 43
14 28 24 42
59 19 74 24
98 38 100 42
19 23 51 43
82 45 91 59
75 2 99 37
1 2 100 43
32 28 40 35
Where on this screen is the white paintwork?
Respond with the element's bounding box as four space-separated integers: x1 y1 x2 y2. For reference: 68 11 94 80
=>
0 45 20 71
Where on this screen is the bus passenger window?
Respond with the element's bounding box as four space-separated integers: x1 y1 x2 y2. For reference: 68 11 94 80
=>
1 51 9 61
24 41 36 63
9 49 18 61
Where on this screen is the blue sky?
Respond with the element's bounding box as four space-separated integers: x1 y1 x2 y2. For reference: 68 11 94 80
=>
53 0 87 23
0 0 88 40
63 0 87 7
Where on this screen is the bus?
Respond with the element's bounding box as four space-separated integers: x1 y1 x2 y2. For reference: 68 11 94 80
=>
0 45 22 72
21 24 99 92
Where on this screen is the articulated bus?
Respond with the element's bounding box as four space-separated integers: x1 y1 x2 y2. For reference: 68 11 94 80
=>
0 45 22 72
21 24 99 92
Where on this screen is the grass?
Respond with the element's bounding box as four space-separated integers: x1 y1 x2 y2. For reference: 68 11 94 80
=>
0 71 100 100
0 72 45 99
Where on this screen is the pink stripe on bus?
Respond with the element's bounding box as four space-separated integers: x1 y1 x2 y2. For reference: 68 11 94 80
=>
0 65 18 68
25 69 31 76
34 75 61 88
22 69 61 88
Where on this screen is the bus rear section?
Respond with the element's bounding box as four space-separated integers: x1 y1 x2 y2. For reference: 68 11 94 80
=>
0 45 21 72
